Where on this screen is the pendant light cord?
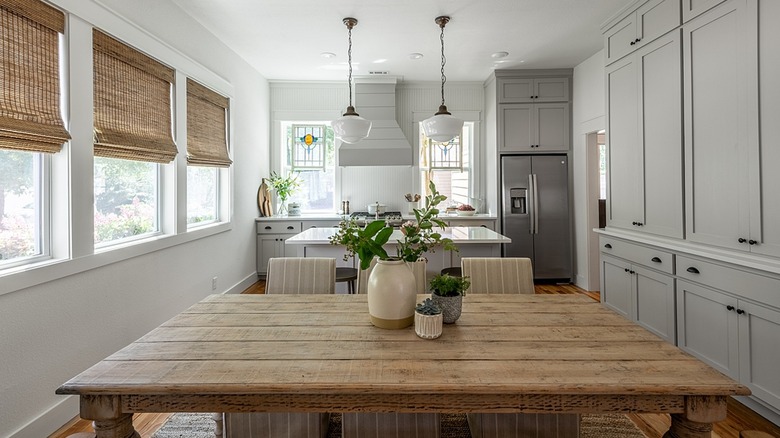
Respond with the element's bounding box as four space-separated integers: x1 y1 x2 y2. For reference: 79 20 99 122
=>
439 24 447 107
348 24 354 107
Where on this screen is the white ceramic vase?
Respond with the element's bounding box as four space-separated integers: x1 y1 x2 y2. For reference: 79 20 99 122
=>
367 259 416 329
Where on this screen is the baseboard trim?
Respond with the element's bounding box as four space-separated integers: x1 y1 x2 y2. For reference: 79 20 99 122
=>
224 272 259 295
9 396 78 438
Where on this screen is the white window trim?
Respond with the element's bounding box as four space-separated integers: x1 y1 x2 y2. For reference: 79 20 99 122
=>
1 1 235 296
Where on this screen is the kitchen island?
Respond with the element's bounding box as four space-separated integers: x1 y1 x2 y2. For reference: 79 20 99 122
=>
286 227 511 292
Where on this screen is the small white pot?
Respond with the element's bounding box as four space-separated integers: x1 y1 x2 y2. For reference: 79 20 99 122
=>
367 203 386 215
415 312 443 339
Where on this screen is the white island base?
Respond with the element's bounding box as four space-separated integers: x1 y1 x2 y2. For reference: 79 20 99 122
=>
285 227 511 293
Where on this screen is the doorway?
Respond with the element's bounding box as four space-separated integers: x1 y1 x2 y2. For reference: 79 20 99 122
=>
586 130 606 292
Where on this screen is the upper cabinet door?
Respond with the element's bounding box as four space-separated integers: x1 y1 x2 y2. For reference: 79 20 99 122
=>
534 103 569 152
604 0 681 65
683 0 757 250
498 104 534 152
532 78 570 103
497 78 534 103
682 0 728 22
604 12 637 64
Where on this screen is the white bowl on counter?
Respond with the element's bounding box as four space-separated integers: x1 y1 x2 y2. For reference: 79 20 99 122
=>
456 210 476 216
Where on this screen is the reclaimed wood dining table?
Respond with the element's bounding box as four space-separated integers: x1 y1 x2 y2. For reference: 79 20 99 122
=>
56 293 749 438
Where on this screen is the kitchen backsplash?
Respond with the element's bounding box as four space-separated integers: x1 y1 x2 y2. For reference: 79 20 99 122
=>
340 166 417 212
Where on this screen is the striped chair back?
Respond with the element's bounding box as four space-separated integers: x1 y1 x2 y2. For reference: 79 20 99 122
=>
265 257 336 294
461 257 534 294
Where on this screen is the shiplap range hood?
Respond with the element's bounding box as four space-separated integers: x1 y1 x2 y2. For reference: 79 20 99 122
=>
338 78 413 166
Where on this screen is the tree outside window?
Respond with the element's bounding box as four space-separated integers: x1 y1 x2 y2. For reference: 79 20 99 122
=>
0 150 43 264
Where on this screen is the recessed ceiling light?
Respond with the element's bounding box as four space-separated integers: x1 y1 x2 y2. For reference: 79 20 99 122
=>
320 52 336 59
491 51 509 58
373 59 388 64
409 53 424 59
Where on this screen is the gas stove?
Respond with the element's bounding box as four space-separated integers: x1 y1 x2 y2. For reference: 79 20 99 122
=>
350 211 405 227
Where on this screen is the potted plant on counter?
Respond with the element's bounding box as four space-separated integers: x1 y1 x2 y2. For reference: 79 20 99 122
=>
267 170 300 216
429 273 470 323
329 181 457 330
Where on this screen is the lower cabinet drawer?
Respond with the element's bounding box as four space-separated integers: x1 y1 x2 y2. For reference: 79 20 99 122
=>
600 236 674 274
676 255 780 309
257 221 301 234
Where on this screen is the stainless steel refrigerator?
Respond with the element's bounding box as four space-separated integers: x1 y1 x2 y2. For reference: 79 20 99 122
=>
501 155 571 281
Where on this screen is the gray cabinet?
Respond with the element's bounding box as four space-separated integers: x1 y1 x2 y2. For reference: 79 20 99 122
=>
600 238 676 344
683 0 760 251
497 77 569 104
498 102 569 152
606 31 683 238
603 0 681 65
682 0 727 22
256 220 301 276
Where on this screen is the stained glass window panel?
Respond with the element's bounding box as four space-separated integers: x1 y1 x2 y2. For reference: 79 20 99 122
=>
292 124 325 170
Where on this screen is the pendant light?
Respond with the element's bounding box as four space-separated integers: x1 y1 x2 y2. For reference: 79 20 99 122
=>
331 17 371 144
421 16 463 143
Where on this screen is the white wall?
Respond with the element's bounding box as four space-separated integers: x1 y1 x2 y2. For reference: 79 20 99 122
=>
572 50 606 290
269 81 484 213
0 1 269 436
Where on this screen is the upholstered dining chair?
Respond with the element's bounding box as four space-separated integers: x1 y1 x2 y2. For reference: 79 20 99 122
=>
222 257 336 438
460 257 535 294
460 257 581 438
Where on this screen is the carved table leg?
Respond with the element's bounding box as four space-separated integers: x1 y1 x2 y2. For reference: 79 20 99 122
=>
80 395 139 438
663 396 727 438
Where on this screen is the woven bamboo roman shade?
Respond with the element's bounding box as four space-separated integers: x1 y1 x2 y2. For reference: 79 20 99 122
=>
0 0 70 153
92 29 177 163
186 79 231 167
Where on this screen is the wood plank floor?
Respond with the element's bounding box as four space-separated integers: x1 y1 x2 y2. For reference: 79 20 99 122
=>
49 281 780 438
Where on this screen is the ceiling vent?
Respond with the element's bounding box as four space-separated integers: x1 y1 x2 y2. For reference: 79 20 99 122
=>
369 71 389 75
338 78 413 166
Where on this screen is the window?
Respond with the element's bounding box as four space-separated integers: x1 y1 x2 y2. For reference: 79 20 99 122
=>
420 122 473 207
92 30 176 246
0 0 68 268
279 122 335 213
185 78 230 226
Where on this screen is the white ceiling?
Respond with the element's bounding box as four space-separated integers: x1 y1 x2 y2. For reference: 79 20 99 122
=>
169 0 632 82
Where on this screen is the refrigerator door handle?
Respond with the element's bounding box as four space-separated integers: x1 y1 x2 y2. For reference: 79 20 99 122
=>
528 174 535 234
532 174 539 234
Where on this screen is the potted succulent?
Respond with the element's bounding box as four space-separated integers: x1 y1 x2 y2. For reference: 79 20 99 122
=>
414 298 443 339
429 273 471 323
267 170 300 216
329 181 458 330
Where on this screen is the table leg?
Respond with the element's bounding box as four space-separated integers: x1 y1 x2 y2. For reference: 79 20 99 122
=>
663 396 728 438
80 395 140 438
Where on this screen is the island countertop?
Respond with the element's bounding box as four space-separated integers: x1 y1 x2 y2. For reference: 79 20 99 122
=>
286 226 511 245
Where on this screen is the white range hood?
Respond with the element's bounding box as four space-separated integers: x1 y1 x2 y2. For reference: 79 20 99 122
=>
338 78 413 166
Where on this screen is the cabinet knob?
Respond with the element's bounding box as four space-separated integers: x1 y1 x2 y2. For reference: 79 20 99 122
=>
624 268 630 273
636 222 643 226
686 267 700 274
635 38 641 43
630 40 635 45
604 243 612 249
749 239 758 245
629 270 635 274
726 305 735 311
737 309 745 315
651 257 661 263
738 238 747 243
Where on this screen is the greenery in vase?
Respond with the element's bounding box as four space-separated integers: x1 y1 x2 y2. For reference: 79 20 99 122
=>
429 273 471 297
267 170 300 205
328 181 457 270
396 180 457 262
415 298 442 315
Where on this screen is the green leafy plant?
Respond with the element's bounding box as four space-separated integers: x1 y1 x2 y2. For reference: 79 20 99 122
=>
329 218 393 270
329 181 458 271
415 298 442 315
429 273 471 297
396 180 457 262
267 171 300 205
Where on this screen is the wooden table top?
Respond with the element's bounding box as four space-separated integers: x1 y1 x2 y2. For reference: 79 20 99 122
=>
57 293 749 415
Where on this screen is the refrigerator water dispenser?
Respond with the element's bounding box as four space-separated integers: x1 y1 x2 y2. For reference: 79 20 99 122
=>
510 188 527 214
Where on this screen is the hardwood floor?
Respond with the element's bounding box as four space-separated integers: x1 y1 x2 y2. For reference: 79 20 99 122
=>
49 281 779 438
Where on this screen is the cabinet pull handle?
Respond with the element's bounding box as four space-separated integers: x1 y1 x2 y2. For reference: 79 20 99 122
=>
287 226 295 230
604 243 612 249
726 305 735 311
311 226 317 228
737 309 745 315
629 270 635 274
630 40 635 45
624 268 631 273
264 226 272 230
686 267 700 274
749 239 758 245
651 257 661 263
738 238 747 243
635 38 641 43
480 224 487 228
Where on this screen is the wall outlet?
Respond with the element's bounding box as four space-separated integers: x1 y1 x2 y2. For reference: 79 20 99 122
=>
211 276 218 291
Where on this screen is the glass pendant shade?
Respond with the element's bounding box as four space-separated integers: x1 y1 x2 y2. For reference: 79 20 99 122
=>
332 107 371 144
422 105 463 143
